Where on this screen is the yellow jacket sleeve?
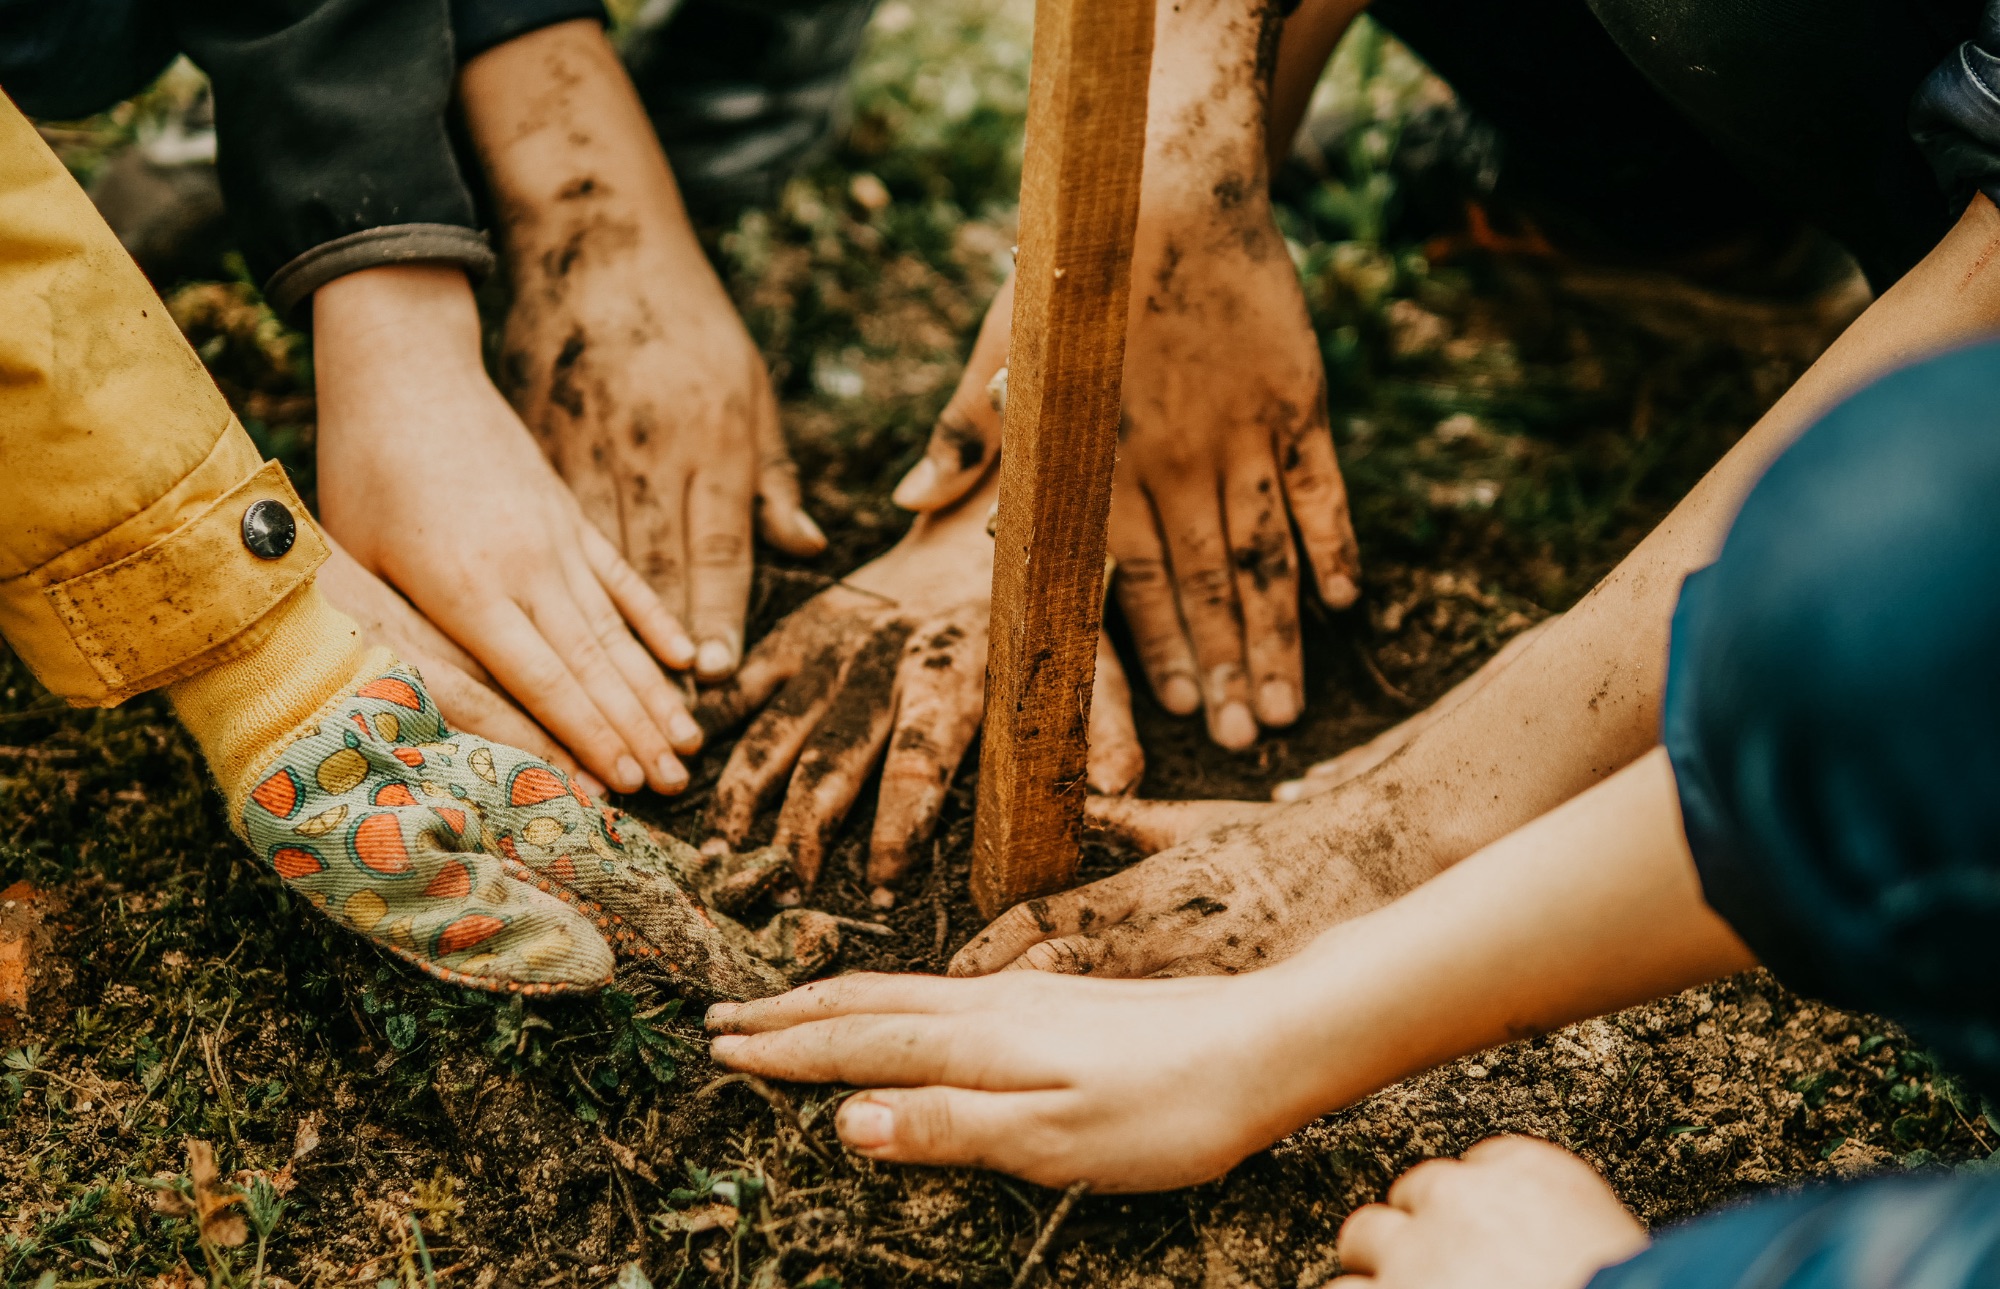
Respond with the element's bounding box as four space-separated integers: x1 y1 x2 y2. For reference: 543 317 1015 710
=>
0 93 328 706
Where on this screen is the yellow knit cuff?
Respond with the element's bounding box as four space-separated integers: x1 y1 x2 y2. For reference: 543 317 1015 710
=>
167 583 386 823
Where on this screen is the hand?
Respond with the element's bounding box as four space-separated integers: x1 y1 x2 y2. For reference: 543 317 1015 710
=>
314 264 703 797
236 659 810 999
1332 1138 1647 1289
315 535 596 791
697 471 1143 893
894 169 1359 758
465 20 825 683
706 966 1308 1191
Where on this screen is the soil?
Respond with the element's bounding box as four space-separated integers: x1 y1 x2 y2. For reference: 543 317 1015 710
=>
5 12 1991 1289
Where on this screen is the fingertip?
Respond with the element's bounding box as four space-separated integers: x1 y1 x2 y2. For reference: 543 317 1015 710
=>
653 754 690 794
792 509 828 551
696 638 738 679
669 709 705 754
1211 701 1258 750
1159 674 1202 715
708 1034 746 1063
613 755 645 794
576 771 608 798
1255 680 1300 728
1320 572 1360 609
891 457 942 510
838 1097 896 1152
1272 779 1305 803
704 1002 740 1031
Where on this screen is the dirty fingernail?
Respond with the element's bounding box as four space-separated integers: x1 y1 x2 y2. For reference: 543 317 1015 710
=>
704 1002 740 1029
1273 779 1305 803
1160 675 1201 714
1214 702 1257 750
697 639 736 677
701 837 731 857
655 755 689 792
1257 681 1300 727
1321 573 1360 609
892 457 940 508
614 756 644 792
869 886 896 909
670 710 704 750
774 888 802 908
709 1035 745 1061
840 1099 895 1150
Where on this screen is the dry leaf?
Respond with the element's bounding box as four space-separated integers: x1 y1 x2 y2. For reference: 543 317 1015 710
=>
185 1138 248 1247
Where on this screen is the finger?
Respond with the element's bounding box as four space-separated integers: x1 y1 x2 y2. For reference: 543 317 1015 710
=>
894 274 1012 511
566 540 706 767
693 607 826 737
1004 920 1176 978
1109 462 1200 715
948 872 1146 977
533 560 689 795
835 1088 1078 1179
773 621 913 885
705 638 848 847
580 519 697 671
1082 797 1280 853
868 611 988 888
706 969 1073 1034
453 599 646 794
1156 478 1256 749
1277 403 1361 609
750 388 827 556
1225 464 1304 728
709 1012 1065 1089
1384 1155 1467 1212
686 464 757 680
1334 1204 1413 1276
1086 631 1143 795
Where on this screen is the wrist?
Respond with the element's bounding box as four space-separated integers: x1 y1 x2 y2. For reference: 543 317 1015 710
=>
314 265 486 381
168 583 386 823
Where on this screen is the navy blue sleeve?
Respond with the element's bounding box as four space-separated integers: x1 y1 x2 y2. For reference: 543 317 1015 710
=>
1909 4 2000 214
1590 1169 2000 1289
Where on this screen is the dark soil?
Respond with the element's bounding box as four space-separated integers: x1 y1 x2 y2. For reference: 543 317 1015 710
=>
5 13 1992 1289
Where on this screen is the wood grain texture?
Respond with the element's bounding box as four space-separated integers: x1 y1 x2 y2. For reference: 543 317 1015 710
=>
971 0 1154 919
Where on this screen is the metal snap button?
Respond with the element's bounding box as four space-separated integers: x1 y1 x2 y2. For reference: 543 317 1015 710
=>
241 499 297 560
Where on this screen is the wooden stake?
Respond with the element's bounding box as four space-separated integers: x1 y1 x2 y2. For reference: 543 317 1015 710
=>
971 0 1154 919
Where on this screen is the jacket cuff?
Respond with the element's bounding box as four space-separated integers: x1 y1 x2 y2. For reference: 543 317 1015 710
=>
455 0 609 62
264 224 495 320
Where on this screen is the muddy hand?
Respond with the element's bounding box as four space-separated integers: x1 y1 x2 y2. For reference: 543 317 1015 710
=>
465 18 824 686
315 265 702 798
892 275 1014 511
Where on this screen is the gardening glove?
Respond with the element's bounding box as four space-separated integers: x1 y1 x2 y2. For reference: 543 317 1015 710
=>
170 584 830 999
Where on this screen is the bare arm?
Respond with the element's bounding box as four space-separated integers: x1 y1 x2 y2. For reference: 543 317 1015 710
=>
1267 0 1371 170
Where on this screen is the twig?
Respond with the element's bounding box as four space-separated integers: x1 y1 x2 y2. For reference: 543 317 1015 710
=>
1352 638 1417 710
1009 1181 1088 1289
825 915 894 938
697 1073 832 1164
602 1136 651 1272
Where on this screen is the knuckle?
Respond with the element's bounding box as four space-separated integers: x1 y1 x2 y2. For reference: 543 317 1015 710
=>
690 532 750 569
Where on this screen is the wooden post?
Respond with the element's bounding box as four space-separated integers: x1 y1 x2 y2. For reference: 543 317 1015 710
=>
971 0 1154 920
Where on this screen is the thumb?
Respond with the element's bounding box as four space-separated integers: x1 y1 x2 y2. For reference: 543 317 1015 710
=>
1087 630 1143 794
838 1086 1070 1178
895 274 1013 512
1083 797 1283 854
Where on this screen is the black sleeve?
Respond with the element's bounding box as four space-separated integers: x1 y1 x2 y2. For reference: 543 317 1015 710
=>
1909 3 2000 216
452 0 608 63
171 0 493 318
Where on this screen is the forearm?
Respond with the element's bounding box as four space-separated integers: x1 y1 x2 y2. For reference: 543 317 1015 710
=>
1264 749 1753 1125
1139 0 1281 221
1318 193 2000 891
460 19 717 293
1267 0 1370 168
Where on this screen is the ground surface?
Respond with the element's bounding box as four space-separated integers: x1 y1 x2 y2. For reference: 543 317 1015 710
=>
5 8 1997 1288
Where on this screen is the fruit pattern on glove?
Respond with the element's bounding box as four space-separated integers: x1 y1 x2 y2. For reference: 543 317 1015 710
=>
237 665 822 999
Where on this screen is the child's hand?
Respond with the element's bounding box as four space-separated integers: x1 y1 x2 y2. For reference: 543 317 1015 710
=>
705 966 1304 1191
695 470 1142 894
314 265 702 798
1332 1138 1647 1289
463 18 824 685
